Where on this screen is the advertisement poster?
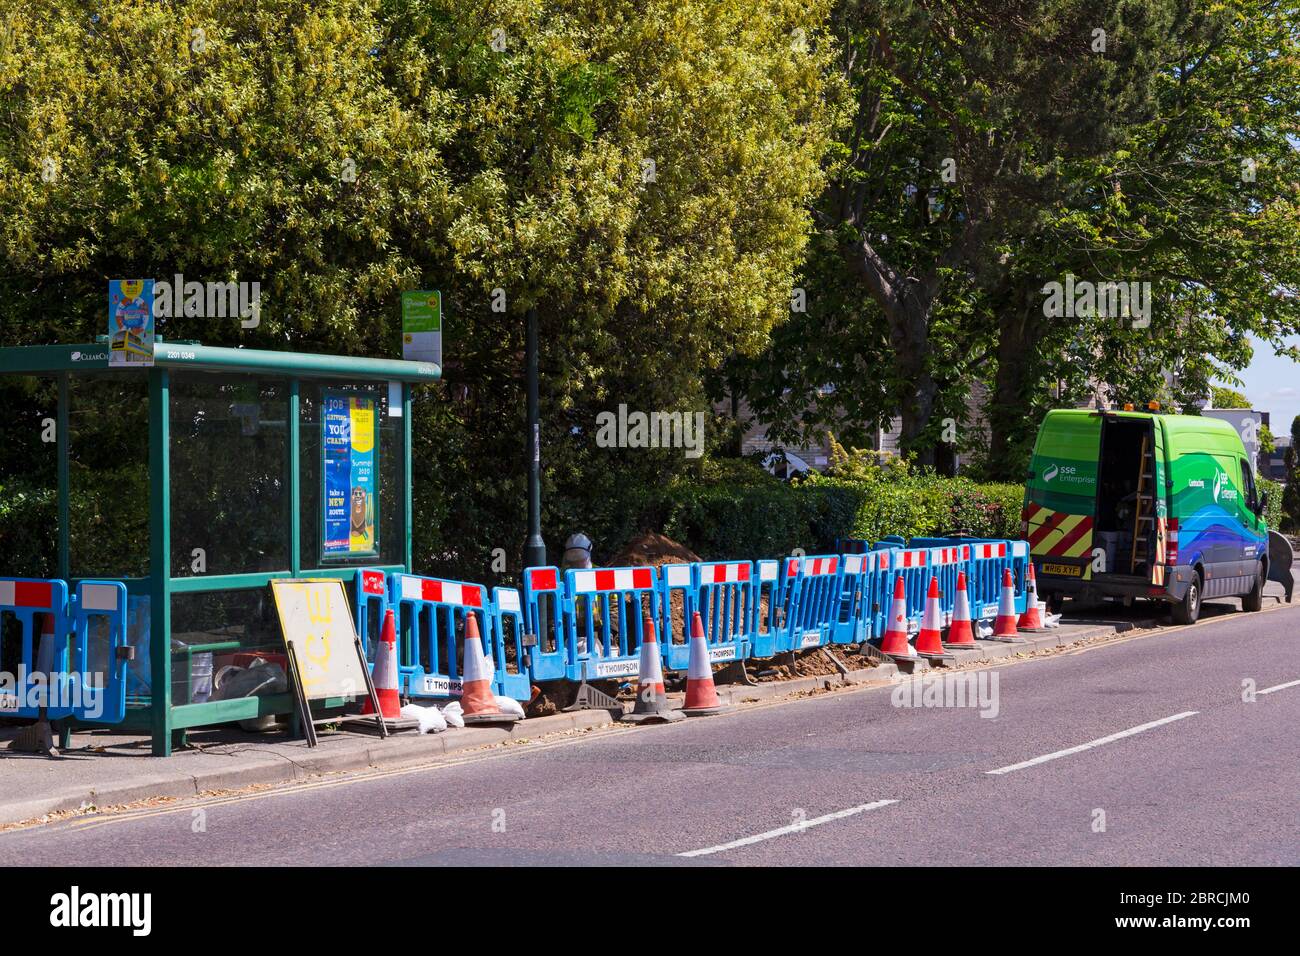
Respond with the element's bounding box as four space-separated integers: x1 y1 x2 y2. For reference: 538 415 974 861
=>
401 290 441 365
108 279 155 367
323 390 378 557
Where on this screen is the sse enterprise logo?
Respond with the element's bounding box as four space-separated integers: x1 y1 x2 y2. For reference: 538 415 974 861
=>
1042 463 1092 486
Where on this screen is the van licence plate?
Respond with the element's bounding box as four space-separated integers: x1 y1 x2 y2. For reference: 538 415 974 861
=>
1041 562 1082 577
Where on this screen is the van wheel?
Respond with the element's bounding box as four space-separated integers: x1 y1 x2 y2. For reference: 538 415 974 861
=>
1242 566 1264 613
1173 571 1202 625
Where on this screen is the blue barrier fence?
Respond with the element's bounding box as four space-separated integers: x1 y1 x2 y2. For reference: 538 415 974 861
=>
0 577 128 723
0 537 1032 729
496 536 1030 685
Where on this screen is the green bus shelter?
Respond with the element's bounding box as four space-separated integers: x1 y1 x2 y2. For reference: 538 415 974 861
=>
0 340 439 755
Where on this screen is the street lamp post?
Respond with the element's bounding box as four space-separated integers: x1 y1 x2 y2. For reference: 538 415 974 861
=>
524 306 547 568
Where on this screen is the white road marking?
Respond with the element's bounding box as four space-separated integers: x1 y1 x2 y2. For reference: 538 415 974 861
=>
1258 679 1300 696
677 799 897 858
986 711 1198 776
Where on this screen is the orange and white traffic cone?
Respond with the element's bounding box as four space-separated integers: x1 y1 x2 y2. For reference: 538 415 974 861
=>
682 611 728 716
915 576 952 661
943 571 977 648
622 613 683 724
361 608 402 718
1017 562 1047 630
878 574 915 661
992 568 1027 643
460 613 519 724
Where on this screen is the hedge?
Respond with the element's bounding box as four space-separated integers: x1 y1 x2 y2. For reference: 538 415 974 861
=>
636 462 1026 561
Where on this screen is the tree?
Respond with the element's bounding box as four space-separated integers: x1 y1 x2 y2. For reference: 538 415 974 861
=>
1283 415 1300 533
728 0 1300 480
0 0 837 577
1210 387 1251 408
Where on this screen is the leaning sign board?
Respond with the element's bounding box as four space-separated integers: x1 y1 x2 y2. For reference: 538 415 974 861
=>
269 578 387 746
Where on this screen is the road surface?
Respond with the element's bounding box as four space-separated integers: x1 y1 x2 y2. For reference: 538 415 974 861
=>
4 599 1298 866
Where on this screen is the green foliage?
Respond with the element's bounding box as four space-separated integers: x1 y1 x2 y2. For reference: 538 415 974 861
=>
1210 387 1250 409
1282 415 1300 533
1258 476 1283 535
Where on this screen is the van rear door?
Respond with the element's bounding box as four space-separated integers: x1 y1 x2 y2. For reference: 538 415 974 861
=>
1024 411 1101 580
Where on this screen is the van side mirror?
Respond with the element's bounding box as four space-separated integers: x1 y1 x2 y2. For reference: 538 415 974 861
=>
1258 491 1269 515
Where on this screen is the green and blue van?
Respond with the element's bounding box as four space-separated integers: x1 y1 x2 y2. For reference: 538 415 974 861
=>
1022 407 1280 624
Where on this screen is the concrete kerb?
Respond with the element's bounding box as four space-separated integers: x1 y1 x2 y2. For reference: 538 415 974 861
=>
0 624 1129 828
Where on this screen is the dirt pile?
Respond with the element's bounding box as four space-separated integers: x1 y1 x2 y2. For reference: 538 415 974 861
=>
608 531 701 567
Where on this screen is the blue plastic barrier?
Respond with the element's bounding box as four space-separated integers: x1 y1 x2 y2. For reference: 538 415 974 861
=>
750 559 786 658
928 545 968 627
887 546 932 631
520 567 568 681
392 573 489 700
70 580 130 724
666 560 753 671
490 587 530 700
1009 540 1030 612
0 577 71 720
830 551 878 644
0 577 128 723
965 540 1012 620
565 565 660 681
778 555 841 651
658 563 695 670
354 568 390 658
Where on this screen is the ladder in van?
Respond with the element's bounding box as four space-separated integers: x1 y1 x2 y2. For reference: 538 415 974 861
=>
1130 433 1156 573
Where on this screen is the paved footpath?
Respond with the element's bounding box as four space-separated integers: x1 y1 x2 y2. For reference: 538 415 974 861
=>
2 596 1296 866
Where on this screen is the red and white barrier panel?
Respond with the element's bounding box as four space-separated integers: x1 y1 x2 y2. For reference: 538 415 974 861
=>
699 562 751 584
892 549 927 568
398 574 482 607
0 580 55 608
571 567 655 593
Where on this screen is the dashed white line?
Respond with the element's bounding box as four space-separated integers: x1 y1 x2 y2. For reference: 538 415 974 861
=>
1257 679 1300 696
986 711 1199 776
677 799 898 858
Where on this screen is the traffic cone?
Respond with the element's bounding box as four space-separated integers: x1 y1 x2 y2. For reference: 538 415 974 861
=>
622 613 683 724
459 613 519 725
878 574 915 661
1017 562 1047 630
992 568 1027 643
915 576 951 661
682 611 728 716
360 608 402 719
943 571 977 647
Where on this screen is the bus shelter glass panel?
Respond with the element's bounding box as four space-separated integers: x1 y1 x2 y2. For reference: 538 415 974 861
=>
299 380 404 569
0 373 58 690
169 588 286 707
169 372 291 577
0 373 59 579
69 371 149 579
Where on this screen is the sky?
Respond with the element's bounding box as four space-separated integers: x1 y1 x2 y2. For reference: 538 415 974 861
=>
1229 335 1300 433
